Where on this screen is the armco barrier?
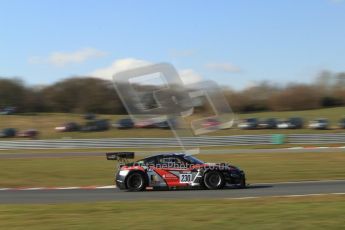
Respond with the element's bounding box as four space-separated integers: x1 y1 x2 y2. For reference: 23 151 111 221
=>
0 135 272 149
0 133 344 150
287 133 345 144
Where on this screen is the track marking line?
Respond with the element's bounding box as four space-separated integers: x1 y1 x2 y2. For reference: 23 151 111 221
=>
225 192 345 200
21 187 44 191
0 185 117 191
96 185 116 189
252 179 345 186
55 187 80 190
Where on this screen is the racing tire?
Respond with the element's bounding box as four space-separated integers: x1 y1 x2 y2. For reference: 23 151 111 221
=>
203 170 225 190
126 172 146 192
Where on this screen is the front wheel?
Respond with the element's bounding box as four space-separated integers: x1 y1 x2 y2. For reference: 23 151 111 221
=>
203 171 225 189
126 172 146 191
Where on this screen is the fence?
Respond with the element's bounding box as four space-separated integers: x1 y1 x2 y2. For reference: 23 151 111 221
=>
0 133 344 150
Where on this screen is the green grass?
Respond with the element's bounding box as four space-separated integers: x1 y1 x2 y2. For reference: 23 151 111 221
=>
0 195 344 229
0 107 344 139
0 152 344 187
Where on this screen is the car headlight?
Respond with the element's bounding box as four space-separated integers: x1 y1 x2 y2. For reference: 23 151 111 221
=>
119 170 130 176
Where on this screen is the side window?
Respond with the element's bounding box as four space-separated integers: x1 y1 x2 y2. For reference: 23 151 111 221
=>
158 157 179 164
157 157 186 168
144 157 156 166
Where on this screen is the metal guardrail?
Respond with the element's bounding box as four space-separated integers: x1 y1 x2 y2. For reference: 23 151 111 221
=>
287 133 345 144
0 133 344 150
0 135 272 149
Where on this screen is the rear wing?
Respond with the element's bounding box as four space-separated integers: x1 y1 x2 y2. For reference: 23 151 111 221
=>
106 152 135 160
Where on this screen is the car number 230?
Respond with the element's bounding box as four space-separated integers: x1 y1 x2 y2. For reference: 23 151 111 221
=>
179 174 193 183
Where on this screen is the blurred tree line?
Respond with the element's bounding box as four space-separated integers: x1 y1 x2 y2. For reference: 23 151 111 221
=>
0 70 344 114
0 77 125 114
224 71 345 112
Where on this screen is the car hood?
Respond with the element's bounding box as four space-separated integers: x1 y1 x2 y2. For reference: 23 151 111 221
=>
201 162 241 170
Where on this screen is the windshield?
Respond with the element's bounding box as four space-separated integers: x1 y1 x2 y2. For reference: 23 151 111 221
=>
183 155 204 164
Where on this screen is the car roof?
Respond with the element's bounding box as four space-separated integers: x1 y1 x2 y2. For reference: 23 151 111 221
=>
144 153 186 159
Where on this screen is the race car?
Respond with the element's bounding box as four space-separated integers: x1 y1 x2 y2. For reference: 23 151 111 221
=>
106 152 246 191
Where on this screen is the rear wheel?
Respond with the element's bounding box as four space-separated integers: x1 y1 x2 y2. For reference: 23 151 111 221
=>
203 171 225 189
126 172 146 191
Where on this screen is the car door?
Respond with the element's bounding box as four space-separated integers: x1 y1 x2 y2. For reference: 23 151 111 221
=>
154 156 192 187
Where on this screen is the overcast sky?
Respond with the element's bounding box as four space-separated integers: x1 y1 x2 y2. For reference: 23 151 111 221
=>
1 0 345 89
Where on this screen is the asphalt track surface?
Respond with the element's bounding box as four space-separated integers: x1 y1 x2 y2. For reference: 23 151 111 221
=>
0 180 344 204
0 147 344 159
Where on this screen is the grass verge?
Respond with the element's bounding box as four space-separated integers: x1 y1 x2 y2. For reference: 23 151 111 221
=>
0 195 344 229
